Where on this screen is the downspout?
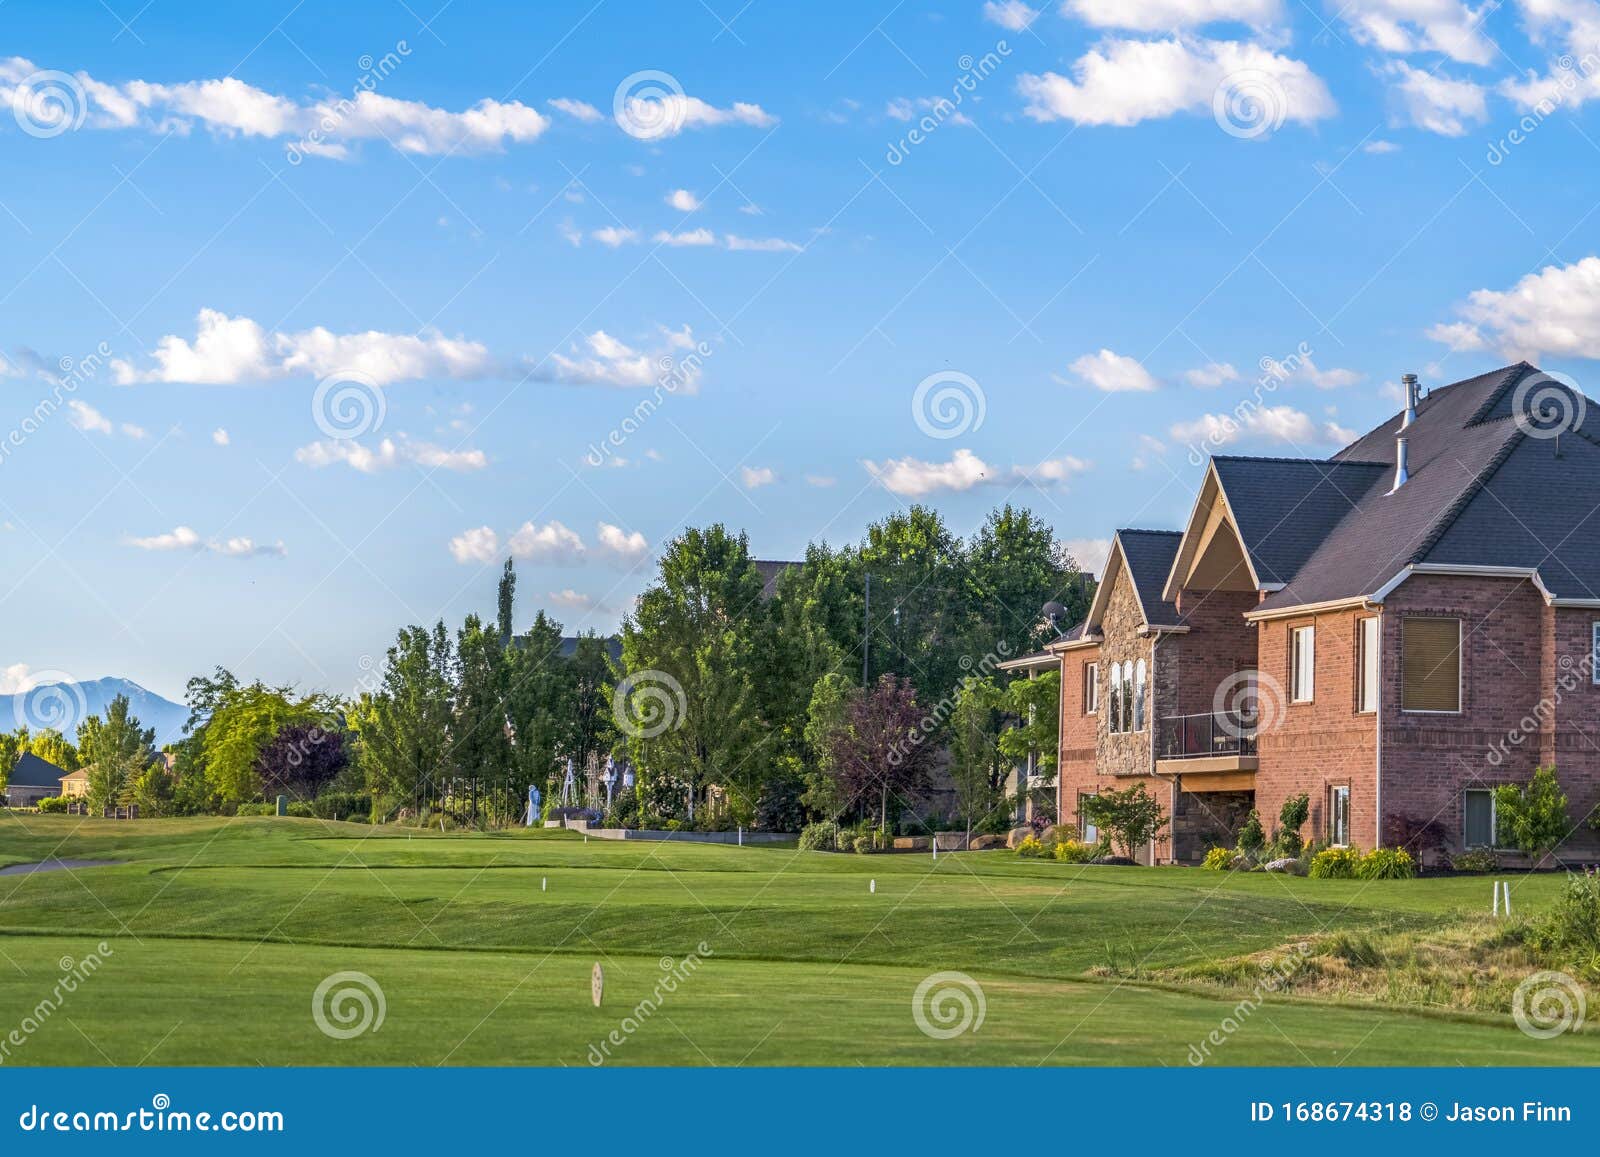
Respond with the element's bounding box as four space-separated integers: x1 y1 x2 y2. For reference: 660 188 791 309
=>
1374 610 1383 851
1151 633 1162 865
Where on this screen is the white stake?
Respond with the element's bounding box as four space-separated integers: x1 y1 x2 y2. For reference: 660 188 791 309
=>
1493 880 1500 917
542 876 547 892
738 826 743 847
870 878 876 894
1503 881 1512 917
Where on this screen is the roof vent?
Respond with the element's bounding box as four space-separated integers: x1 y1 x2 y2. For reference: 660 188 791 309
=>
1401 372 1419 428
1389 435 1409 493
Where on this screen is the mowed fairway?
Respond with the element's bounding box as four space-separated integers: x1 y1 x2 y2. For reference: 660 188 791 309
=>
0 814 1594 1066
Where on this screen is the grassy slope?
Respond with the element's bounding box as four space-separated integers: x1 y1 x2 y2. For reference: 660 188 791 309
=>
0 813 1590 1066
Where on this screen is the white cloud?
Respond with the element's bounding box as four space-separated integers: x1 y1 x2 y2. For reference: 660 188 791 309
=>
1425 320 1489 351
886 96 973 126
210 536 286 558
1364 138 1400 153
66 399 112 434
548 329 684 389
653 227 716 247
1061 536 1113 577
805 473 837 487
1383 61 1487 136
509 519 586 564
1335 0 1496 66
124 525 202 551
211 427 230 446
724 233 803 252
983 0 1041 29
1184 361 1239 387
616 93 776 138
549 588 596 610
0 663 40 694
113 307 495 386
450 526 500 564
1502 1 1600 111
1278 354 1363 389
120 422 148 439
863 448 1090 496
591 226 639 247
0 56 552 158
1062 0 1282 29
121 525 282 556
1018 36 1334 129
595 522 650 564
666 188 702 211
294 436 487 473
740 465 777 489
548 97 603 122
1169 404 1349 448
1065 348 1160 392
1434 256 1600 360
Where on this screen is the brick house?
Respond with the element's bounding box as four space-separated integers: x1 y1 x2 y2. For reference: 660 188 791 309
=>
1051 363 1600 866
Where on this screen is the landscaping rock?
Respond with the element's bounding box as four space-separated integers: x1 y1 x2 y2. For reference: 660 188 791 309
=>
970 834 1002 851
893 837 931 851
933 832 969 852
1006 826 1032 849
1090 854 1136 866
1038 824 1059 846
1262 857 1302 874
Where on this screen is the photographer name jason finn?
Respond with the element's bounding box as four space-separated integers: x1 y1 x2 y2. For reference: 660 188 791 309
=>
1250 1101 1574 1125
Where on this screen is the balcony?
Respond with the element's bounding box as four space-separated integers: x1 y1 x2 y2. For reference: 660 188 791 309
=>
1155 710 1258 784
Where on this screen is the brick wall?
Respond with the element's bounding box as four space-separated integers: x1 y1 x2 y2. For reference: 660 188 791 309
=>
1169 588 1259 716
1255 606 1379 852
1057 643 1101 838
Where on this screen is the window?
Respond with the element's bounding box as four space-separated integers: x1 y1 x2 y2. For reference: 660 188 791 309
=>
1084 662 1099 714
1079 792 1099 844
1357 617 1379 713
1291 625 1315 702
1464 788 1497 848
1108 662 1123 732
1328 785 1350 846
1133 658 1147 731
1401 617 1461 712
1592 622 1600 685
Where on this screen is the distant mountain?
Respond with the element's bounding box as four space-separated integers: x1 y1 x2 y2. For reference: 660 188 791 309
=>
5 677 188 748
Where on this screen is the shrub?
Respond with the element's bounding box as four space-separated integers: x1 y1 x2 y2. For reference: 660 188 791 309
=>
1449 848 1497 873
311 792 368 821
236 802 275 816
663 818 684 832
799 821 841 852
1356 847 1416 880
1053 839 1095 864
1309 846 1362 879
1527 873 1600 961
1079 783 1169 859
36 796 69 813
1274 792 1310 858
1236 810 1265 859
852 834 873 854
1497 766 1571 863
1016 834 1045 859
285 801 314 818
1201 846 1242 871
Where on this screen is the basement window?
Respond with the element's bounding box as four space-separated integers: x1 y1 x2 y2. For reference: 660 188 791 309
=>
1401 616 1461 713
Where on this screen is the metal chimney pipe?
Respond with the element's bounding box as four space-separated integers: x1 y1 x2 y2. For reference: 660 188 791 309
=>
1401 373 1418 428
1390 436 1410 492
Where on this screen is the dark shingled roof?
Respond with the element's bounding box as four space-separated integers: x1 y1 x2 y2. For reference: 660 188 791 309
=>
1211 456 1387 586
1252 362 1600 611
8 751 68 788
752 559 802 599
1117 530 1183 626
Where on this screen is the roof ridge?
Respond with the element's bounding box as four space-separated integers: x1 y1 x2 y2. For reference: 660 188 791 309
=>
1465 363 1537 427
1117 527 1181 537
1407 426 1526 565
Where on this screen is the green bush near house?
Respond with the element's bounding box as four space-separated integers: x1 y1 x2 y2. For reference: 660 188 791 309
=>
1356 847 1416 880
799 821 840 852
852 834 873 854
1309 846 1362 879
1497 766 1571 864
235 802 274 816
1526 873 1600 973
1201 846 1243 871
1236 809 1265 860
1053 839 1096 864
35 796 68 814
1273 793 1310 859
1449 848 1497 873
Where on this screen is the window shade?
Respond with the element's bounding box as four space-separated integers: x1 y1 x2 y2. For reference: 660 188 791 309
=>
1402 617 1460 711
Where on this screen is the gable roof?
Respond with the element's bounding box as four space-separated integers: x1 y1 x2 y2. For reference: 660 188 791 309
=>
1241 362 1600 614
8 751 68 788
1081 530 1184 635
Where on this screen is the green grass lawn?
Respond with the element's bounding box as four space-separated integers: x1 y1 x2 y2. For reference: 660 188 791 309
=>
0 812 1592 1066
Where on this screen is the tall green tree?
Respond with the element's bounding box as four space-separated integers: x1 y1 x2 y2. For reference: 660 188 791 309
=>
451 612 515 785
504 608 572 798
78 694 157 811
355 622 455 812
28 728 78 772
0 728 28 788
202 683 339 804
496 557 517 642
949 676 1004 840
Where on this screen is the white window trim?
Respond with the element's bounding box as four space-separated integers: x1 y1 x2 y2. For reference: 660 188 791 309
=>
1291 625 1315 703
1401 616 1464 715
1085 662 1099 715
1079 792 1099 844
1328 785 1350 847
1356 617 1379 715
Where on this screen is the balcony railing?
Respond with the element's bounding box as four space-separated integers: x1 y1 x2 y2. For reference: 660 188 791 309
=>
1157 711 1257 760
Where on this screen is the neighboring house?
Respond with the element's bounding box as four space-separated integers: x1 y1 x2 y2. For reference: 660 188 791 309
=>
1053 363 1600 866
59 767 91 799
997 649 1059 825
5 752 69 807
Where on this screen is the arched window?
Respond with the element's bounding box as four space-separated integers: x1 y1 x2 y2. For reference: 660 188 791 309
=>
1133 658 1147 731
1109 662 1123 733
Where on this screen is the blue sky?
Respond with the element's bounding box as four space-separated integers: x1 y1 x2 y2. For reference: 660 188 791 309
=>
2 0 1598 702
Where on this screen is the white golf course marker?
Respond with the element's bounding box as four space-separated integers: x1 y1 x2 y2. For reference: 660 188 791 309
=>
591 962 604 1007
870 879 876 894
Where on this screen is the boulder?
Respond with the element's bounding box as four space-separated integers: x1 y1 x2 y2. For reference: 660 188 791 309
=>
893 837 931 851
933 831 969 852
1006 826 1033 849
970 834 1002 851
